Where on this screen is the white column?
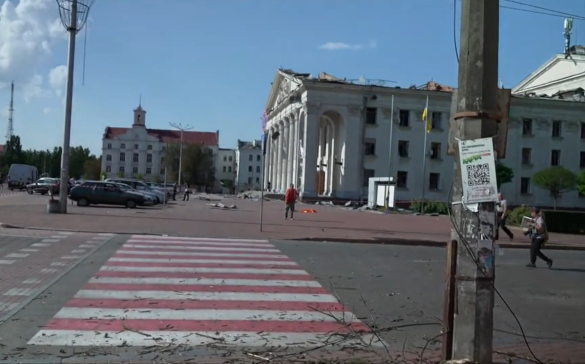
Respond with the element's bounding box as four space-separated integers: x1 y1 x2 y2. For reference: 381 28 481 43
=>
301 112 319 197
327 123 336 196
270 129 276 191
292 117 299 188
286 120 294 188
264 128 271 190
324 124 332 195
275 124 283 192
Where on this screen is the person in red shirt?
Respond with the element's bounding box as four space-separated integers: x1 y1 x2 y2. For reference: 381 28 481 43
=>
284 184 298 220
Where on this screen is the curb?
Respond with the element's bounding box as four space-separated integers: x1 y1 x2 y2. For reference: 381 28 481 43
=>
293 237 585 251
1 223 584 251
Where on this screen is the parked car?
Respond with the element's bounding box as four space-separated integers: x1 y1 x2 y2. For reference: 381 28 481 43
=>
26 178 71 195
114 183 156 205
105 178 165 203
146 182 172 200
68 181 152 208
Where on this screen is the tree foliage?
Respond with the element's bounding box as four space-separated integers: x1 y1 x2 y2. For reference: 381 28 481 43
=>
0 135 99 180
577 170 585 197
495 162 514 189
163 143 215 186
532 166 577 210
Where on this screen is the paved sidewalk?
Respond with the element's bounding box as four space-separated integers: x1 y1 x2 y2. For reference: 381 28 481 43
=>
0 232 115 322
0 195 582 250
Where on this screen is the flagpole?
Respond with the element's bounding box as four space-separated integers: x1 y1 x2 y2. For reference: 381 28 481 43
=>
385 95 395 213
420 95 429 215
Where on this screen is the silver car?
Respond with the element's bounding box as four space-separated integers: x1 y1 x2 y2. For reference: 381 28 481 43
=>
105 178 162 204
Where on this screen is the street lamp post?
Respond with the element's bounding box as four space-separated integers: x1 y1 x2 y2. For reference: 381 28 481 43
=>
55 0 95 213
169 123 193 188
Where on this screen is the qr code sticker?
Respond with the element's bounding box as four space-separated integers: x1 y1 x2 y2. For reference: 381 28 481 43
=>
466 163 491 186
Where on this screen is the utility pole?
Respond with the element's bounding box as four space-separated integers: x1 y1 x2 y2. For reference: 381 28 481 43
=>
169 122 193 188
449 1 500 363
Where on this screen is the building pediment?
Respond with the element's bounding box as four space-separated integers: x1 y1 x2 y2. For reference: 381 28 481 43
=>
264 70 306 115
513 54 585 96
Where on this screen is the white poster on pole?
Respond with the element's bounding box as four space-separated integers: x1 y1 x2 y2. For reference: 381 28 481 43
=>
458 137 498 204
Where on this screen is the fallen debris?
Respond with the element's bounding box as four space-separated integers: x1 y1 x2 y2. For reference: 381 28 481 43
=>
206 203 238 209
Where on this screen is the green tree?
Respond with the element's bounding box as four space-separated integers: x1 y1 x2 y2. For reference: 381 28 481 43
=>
532 166 577 210
163 143 215 187
83 157 101 180
117 171 125 178
577 170 585 197
495 162 514 189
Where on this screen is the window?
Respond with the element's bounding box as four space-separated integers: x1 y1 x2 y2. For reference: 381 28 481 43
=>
146 154 152 163
107 143 112 149
161 157 165 164
106 154 112 161
160 168 165 175
255 177 260 184
228 166 232 172
223 166 226 172
146 168 152 175
363 169 375 187
121 143 126 149
229 156 232 162
256 166 260 173
552 120 562 137
365 107 377 125
248 166 252 172
581 151 585 169
147 145 152 150
133 153 139 163
551 150 561 166
119 166 125 173
364 138 376 156
248 177 252 184
581 123 585 139
397 171 408 188
429 173 440 190
522 119 532 136
106 166 111 172
249 155 253 161
520 177 531 194
430 142 441 159
399 110 410 127
223 156 227 162
119 153 126 162
134 144 139 149
398 140 409 158
257 155 261 162
431 112 442 129
132 167 138 174
521 148 531 165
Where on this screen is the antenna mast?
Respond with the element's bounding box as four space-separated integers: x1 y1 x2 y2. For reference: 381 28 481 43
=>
6 81 14 140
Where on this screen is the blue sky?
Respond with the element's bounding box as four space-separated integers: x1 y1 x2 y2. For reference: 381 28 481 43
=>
0 0 584 155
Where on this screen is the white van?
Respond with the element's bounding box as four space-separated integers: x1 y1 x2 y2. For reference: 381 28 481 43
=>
8 164 38 190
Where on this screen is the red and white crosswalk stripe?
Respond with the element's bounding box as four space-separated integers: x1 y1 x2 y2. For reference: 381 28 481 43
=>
29 235 383 348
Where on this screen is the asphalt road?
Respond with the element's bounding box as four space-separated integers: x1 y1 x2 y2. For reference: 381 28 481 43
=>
0 235 582 363
274 240 585 360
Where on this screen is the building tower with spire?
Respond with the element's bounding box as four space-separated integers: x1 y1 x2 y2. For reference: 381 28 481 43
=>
133 95 146 127
6 81 14 140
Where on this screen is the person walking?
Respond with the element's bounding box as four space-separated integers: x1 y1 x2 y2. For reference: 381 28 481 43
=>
526 206 553 268
496 193 513 240
284 183 298 220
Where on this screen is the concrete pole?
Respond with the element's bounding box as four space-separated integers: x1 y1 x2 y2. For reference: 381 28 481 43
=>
58 0 78 213
178 129 183 188
450 0 500 363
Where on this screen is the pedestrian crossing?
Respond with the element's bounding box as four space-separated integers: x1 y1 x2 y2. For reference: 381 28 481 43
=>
28 235 383 348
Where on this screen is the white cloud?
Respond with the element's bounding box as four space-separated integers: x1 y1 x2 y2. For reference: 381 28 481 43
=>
0 0 68 101
48 64 67 95
318 40 377 51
